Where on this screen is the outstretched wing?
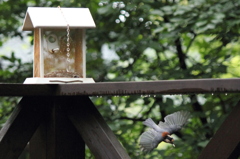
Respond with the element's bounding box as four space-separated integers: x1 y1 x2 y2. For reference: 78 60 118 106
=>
143 118 163 132
139 129 164 152
158 111 190 134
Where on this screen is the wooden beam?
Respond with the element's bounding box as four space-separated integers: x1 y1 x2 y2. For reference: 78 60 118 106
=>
0 84 58 96
0 97 46 159
29 97 85 159
198 101 240 159
67 96 131 159
1 78 240 96
58 78 240 96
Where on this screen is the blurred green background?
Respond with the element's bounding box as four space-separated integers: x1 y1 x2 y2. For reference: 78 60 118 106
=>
0 0 240 158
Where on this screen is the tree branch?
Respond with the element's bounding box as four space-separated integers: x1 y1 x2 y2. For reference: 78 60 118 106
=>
119 116 145 122
175 34 213 139
185 31 197 54
175 37 187 69
190 95 213 139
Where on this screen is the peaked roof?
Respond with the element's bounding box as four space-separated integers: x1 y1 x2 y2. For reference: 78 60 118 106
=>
22 7 96 31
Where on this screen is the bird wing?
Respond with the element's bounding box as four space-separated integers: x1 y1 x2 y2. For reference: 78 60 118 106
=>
143 118 163 132
158 111 190 134
139 129 164 152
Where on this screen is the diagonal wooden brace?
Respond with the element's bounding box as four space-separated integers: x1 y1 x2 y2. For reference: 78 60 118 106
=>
198 101 240 159
67 96 131 159
0 97 47 159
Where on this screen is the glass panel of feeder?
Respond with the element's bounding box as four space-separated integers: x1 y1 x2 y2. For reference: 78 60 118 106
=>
41 29 83 78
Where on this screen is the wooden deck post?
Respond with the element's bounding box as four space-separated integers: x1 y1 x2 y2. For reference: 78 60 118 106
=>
29 96 85 159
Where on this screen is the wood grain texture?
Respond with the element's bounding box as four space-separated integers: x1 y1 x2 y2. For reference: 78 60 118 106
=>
34 28 41 77
56 78 240 96
198 101 240 159
67 96 131 159
0 97 46 159
1 78 240 96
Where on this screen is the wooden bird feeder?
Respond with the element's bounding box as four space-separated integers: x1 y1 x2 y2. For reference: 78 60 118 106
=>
22 7 96 83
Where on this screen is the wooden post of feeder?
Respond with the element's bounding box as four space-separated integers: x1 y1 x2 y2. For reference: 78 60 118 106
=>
33 28 41 77
75 29 85 78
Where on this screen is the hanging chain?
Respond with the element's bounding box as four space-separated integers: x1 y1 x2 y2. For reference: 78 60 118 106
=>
58 6 71 72
66 25 70 63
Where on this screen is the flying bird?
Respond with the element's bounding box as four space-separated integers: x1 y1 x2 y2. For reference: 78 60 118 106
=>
139 111 190 152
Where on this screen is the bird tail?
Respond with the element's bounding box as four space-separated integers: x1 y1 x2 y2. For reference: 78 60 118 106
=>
139 129 161 152
143 118 159 130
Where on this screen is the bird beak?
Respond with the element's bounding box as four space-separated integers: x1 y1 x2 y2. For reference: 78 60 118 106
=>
171 139 175 147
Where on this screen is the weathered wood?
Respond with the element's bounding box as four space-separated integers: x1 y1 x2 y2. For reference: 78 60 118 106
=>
1 78 240 96
30 97 85 159
0 97 46 159
67 96 131 159
57 78 240 96
198 101 240 159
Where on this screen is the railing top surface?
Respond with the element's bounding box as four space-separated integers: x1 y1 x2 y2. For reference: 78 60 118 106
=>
0 78 240 96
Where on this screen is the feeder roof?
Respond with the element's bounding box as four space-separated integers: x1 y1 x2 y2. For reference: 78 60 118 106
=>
22 7 96 31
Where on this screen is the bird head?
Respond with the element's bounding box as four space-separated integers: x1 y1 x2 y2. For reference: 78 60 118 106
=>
164 135 175 147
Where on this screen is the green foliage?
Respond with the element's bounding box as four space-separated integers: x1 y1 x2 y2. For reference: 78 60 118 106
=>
0 52 32 83
0 0 240 158
0 52 32 131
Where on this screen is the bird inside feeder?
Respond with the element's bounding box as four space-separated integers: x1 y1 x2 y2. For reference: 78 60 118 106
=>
42 28 83 78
